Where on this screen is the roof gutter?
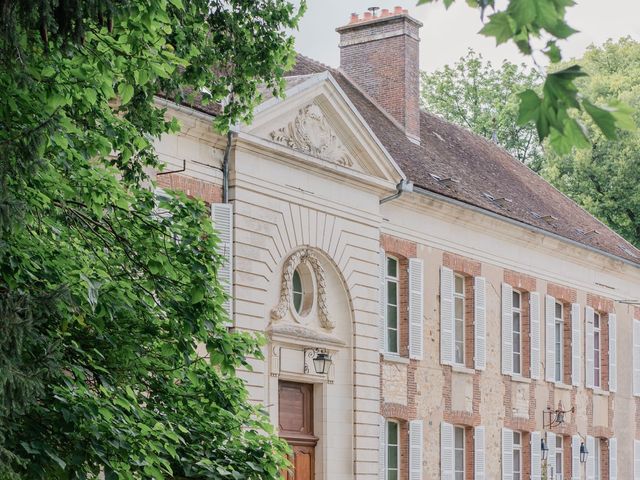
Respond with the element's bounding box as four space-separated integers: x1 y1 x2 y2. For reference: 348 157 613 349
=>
380 179 414 204
411 185 640 271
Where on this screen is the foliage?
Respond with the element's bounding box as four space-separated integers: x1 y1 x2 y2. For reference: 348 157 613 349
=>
418 0 636 153
421 49 544 166
0 0 303 477
540 38 640 247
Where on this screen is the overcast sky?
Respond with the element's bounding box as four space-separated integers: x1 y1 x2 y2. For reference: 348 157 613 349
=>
292 0 640 73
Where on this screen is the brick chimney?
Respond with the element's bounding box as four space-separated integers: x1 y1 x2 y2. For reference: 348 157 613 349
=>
336 7 422 143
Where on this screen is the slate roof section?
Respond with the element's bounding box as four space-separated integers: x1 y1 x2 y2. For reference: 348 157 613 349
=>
286 54 640 265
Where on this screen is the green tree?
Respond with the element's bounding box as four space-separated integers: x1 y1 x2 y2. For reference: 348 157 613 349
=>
421 49 544 166
0 0 303 478
540 38 640 247
419 0 636 153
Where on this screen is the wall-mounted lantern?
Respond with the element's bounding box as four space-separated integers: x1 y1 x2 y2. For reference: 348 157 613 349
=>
304 348 333 375
541 438 549 461
580 441 589 463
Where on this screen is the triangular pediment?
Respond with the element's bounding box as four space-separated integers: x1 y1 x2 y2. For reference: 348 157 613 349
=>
241 72 404 185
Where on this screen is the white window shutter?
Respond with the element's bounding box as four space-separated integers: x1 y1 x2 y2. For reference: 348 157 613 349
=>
379 251 387 353
530 292 541 380
474 277 487 370
634 319 640 396
502 427 513 480
586 306 595 389
212 203 233 324
409 420 423 480
502 283 513 375
474 426 486 480
409 259 424 360
571 303 581 386
441 422 454 480
440 267 454 365
546 432 556 480
586 435 595 480
609 313 617 392
530 431 541 480
635 439 640 480
545 295 556 382
609 437 617 480
379 416 386 480
572 435 581 480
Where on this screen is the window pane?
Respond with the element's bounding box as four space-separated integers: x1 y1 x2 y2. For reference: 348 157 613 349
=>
388 471 398 480
292 269 302 293
513 451 520 471
455 473 463 480
387 281 397 305
513 432 520 445
387 305 397 328
512 291 520 308
387 422 398 443
555 302 562 319
513 331 520 354
387 329 398 354
455 450 464 470
594 312 600 328
455 297 464 320
513 352 521 375
293 292 302 313
455 427 464 448
387 445 398 469
455 275 464 294
387 257 397 278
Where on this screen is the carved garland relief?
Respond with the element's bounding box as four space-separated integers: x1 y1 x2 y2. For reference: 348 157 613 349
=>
270 248 334 331
269 103 354 168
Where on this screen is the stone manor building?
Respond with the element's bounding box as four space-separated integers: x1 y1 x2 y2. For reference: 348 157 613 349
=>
153 6 640 480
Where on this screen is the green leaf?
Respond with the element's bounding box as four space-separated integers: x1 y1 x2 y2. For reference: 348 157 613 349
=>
144 465 165 479
168 0 184 9
190 285 205 304
517 89 541 125
118 83 135 105
582 99 618 139
85 88 97 105
479 12 516 45
507 0 536 26
544 40 562 63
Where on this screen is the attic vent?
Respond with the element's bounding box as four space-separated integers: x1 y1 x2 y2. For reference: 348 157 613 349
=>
483 192 512 209
531 212 557 224
430 173 459 188
619 244 639 258
575 228 600 239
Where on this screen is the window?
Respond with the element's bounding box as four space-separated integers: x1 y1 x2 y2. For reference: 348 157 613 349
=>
512 290 522 375
555 302 563 382
454 426 465 480
513 431 522 480
454 275 465 365
594 438 601 480
292 269 303 314
386 257 399 354
386 420 399 480
594 312 601 388
555 436 563 480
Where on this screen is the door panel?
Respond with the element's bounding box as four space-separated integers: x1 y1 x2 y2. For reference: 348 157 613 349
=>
279 381 317 480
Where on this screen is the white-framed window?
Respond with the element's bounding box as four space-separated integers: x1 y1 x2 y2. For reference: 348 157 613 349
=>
512 290 522 375
386 256 399 354
513 431 522 480
594 438 601 480
386 420 399 480
454 274 465 365
454 426 465 480
555 302 564 382
292 268 303 314
594 312 601 389
555 436 563 480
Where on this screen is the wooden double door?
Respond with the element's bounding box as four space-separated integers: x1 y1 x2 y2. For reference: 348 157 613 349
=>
279 381 318 480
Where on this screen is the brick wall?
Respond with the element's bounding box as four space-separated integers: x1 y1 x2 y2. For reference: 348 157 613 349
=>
156 172 222 205
337 10 422 140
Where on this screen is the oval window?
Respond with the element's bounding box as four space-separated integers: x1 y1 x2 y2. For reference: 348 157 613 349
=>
291 264 313 317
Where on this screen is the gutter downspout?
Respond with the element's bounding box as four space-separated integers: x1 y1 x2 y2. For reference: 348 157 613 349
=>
380 179 414 204
222 130 234 204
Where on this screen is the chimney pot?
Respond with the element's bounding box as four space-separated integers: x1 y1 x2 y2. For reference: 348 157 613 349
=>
381 8 390 17
402 8 408 14
394 6 403 14
363 11 372 20
350 13 359 23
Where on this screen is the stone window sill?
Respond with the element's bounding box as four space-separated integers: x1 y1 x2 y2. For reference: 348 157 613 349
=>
510 374 531 384
382 353 410 365
593 388 610 397
452 364 475 375
554 382 572 390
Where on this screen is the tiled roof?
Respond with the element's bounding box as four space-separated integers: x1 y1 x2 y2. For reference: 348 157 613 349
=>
286 55 640 266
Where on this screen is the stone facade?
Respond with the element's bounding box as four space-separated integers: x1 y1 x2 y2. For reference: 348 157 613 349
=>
149 7 640 480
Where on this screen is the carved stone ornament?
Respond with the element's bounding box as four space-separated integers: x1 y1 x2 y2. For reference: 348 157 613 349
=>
269 104 353 167
270 249 334 331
